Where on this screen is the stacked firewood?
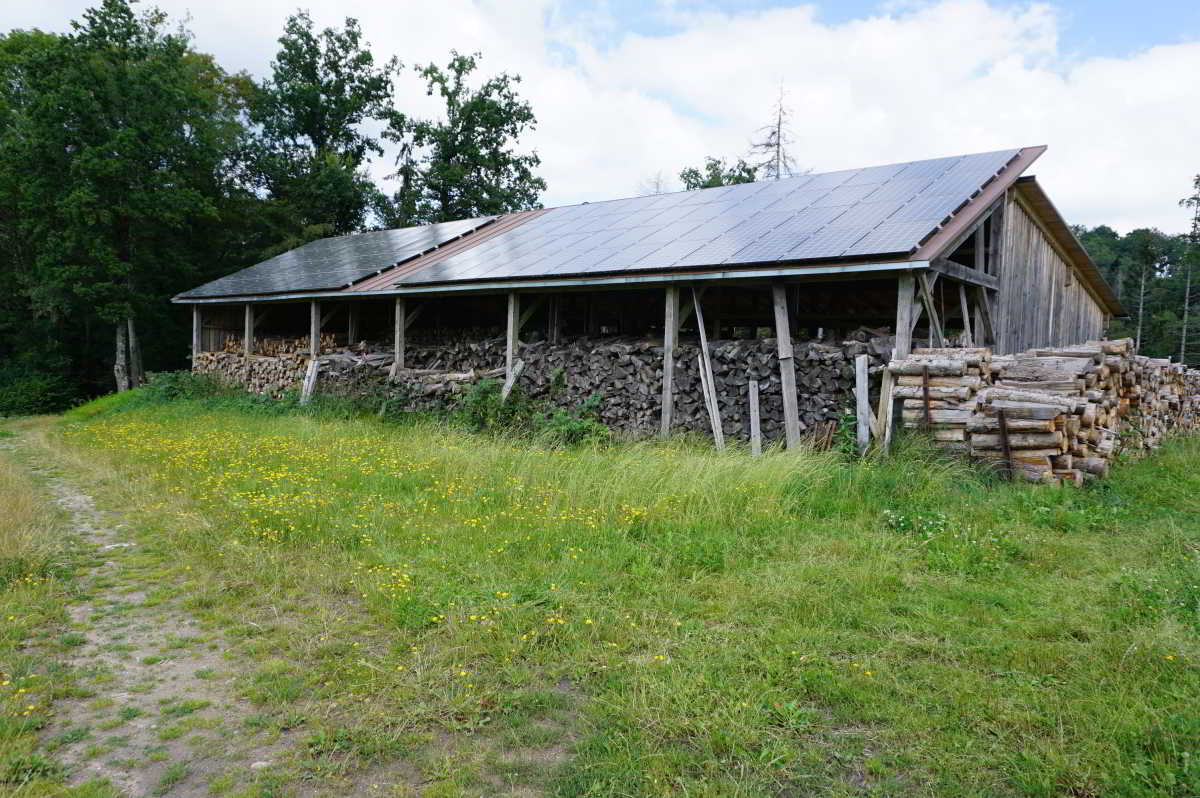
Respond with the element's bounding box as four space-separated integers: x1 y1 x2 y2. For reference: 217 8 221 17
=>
219 333 337 356
890 347 991 453
891 338 1200 484
193 351 310 398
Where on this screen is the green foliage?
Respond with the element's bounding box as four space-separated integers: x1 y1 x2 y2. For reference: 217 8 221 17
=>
250 12 399 238
378 51 546 227
1077 222 1195 363
0 362 76 416
678 156 759 190
454 379 609 446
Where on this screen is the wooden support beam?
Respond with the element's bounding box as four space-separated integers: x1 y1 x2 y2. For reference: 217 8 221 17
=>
501 358 525 401
309 301 320 358
929 258 999 290
660 286 679 437
916 272 945 347
390 297 405 378
974 286 997 346
692 287 725 449
855 353 870 455
958 282 973 346
772 283 801 449
243 304 253 357
973 226 986 271
518 296 545 330
404 302 424 330
748 378 762 457
677 285 707 330
894 274 916 358
548 296 561 344
191 305 201 362
506 292 520 377
347 304 359 346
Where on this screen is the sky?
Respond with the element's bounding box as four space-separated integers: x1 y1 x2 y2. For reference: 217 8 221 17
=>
6 0 1200 234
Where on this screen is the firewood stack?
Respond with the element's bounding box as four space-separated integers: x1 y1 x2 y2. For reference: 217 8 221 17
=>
889 338 1200 485
890 347 991 454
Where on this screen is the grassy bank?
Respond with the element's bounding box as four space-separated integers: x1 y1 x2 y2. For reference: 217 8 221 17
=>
8 396 1200 796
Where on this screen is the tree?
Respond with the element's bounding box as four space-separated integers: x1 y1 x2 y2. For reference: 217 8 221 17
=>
378 51 546 227
0 0 250 395
679 157 758 190
251 12 399 239
1180 175 1200 363
749 86 800 181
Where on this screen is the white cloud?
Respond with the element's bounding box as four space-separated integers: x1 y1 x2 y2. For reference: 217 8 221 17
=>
7 0 1199 232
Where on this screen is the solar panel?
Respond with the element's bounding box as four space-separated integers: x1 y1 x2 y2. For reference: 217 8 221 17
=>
179 216 493 297
177 149 1026 299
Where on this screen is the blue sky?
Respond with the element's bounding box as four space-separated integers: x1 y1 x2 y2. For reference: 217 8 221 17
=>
8 0 1200 232
565 0 1200 59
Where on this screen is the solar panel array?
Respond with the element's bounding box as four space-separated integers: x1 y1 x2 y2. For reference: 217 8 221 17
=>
179 216 493 298
390 148 1020 288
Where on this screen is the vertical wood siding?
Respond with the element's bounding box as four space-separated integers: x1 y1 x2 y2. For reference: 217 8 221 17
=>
994 196 1106 354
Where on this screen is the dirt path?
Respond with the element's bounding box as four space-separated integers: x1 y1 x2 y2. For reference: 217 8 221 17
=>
6 438 295 797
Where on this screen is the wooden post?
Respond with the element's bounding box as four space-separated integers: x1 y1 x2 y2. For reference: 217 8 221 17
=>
548 296 561 344
974 287 997 348
309 301 320 359
749 378 762 457
502 359 525 401
506 292 520 378
347 303 359 347
391 297 405 378
191 305 201 363
243 303 254 358
894 274 916 358
854 354 870 455
660 286 679 436
772 283 801 449
300 359 319 405
958 282 973 346
916 273 945 347
692 288 725 450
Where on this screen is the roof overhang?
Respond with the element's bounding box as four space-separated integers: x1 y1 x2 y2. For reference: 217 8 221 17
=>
170 259 931 304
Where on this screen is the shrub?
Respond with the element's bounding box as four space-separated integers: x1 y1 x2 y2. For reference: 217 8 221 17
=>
0 365 76 416
455 379 609 446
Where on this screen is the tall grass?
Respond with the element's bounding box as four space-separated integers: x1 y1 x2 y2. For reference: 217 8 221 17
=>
36 398 1200 796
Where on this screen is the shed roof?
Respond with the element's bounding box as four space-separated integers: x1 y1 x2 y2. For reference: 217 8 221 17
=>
175 146 1114 311
179 216 494 298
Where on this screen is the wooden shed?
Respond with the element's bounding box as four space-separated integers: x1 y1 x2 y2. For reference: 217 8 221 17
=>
173 145 1121 440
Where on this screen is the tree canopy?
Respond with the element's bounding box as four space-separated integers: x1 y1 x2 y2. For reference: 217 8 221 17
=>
678 156 759 190
0 0 546 409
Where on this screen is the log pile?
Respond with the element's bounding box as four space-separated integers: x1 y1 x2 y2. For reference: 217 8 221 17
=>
892 339 1200 484
195 330 894 443
219 333 338 357
194 351 310 398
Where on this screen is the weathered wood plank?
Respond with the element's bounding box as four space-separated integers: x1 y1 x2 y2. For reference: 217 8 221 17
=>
772 283 801 448
660 285 679 437
309 301 320 359
855 353 870 455
748 378 762 457
506 293 520 378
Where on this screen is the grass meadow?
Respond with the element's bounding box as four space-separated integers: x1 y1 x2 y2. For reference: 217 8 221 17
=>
2 393 1199 796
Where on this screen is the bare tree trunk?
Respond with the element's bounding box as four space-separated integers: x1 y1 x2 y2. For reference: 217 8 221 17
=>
1134 266 1147 353
114 322 130 392
1181 264 1192 364
127 317 144 387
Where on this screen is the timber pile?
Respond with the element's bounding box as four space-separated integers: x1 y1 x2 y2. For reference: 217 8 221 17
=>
196 330 892 441
219 333 337 356
890 347 991 454
194 351 310 398
892 338 1200 484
